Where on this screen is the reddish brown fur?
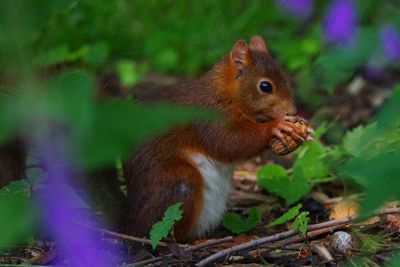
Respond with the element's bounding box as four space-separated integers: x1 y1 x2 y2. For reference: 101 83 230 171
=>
124 36 299 241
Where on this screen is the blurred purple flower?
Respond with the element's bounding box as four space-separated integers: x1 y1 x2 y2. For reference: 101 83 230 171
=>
380 24 400 61
275 0 313 20
323 0 358 44
36 126 116 267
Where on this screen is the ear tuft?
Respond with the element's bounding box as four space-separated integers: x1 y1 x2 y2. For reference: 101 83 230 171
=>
249 36 268 53
230 39 249 70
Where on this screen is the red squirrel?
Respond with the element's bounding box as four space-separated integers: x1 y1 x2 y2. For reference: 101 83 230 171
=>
124 36 307 241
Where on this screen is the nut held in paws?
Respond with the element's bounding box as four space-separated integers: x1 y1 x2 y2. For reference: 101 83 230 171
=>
270 118 314 155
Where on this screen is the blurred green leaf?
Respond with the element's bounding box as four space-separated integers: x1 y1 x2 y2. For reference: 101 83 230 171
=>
84 101 216 168
0 0 70 42
149 202 183 250
154 48 179 73
45 71 95 137
386 251 400 267
376 85 400 130
65 46 90 62
84 42 110 67
315 27 380 93
117 60 140 87
35 44 69 66
223 207 261 234
341 151 400 214
0 180 36 249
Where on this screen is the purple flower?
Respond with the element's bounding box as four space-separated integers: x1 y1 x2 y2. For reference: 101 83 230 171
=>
275 0 313 20
35 126 117 267
380 24 400 61
323 0 358 44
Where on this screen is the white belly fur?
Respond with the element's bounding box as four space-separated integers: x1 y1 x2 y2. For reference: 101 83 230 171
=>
187 153 235 238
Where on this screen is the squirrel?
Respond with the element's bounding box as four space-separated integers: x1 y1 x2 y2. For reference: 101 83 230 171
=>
123 36 307 241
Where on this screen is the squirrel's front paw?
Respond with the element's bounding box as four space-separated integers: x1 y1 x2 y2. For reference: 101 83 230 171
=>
269 116 314 155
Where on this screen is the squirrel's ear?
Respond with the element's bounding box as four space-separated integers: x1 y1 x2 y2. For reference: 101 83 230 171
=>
230 39 250 71
249 36 268 53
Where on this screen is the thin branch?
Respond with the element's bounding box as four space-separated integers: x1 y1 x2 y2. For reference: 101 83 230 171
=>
76 222 175 248
128 236 234 267
196 207 400 267
322 194 361 205
186 236 234 251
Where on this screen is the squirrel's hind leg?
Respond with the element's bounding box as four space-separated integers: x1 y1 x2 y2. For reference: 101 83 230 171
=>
125 158 204 242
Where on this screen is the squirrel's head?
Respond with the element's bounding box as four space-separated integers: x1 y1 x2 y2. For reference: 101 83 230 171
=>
220 36 296 122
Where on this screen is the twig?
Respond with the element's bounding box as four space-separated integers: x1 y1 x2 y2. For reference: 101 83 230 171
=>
129 236 233 267
323 194 361 205
76 222 173 248
196 207 400 266
252 225 338 254
186 236 234 251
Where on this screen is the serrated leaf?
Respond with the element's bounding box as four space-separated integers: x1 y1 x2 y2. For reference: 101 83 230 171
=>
386 251 400 267
294 141 329 179
269 204 302 226
223 207 261 234
375 85 400 130
291 211 309 234
341 151 400 214
149 202 183 250
163 202 184 222
257 164 312 204
342 123 379 158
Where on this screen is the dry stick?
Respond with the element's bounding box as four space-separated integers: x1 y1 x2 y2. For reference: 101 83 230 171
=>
128 236 234 267
242 228 337 264
254 225 338 252
196 207 400 267
76 222 173 248
322 194 362 205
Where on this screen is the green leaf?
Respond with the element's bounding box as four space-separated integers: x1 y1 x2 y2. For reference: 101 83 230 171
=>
222 207 261 234
84 101 216 168
386 251 400 267
376 85 400 130
257 164 311 204
0 181 36 249
315 27 380 93
341 151 400 214
45 71 95 137
117 60 141 87
294 141 329 179
83 42 110 67
291 211 309 234
342 123 379 158
269 204 302 226
35 44 70 66
149 202 183 250
65 45 90 62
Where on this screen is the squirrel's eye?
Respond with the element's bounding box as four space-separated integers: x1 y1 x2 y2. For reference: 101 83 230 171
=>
259 80 273 94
